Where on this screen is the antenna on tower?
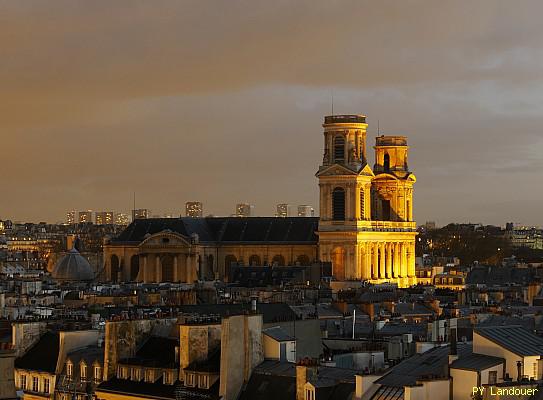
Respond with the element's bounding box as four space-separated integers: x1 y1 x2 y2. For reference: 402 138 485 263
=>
133 192 136 220
331 89 334 116
377 119 380 136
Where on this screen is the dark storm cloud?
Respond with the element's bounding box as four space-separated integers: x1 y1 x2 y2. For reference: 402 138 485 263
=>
1 0 543 224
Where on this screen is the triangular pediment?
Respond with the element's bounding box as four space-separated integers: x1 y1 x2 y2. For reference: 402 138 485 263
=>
316 162 374 177
139 230 192 248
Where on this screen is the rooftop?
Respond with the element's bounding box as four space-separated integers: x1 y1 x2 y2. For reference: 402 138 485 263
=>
474 325 543 356
324 115 366 124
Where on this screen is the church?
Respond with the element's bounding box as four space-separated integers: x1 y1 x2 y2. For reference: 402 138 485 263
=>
102 114 417 287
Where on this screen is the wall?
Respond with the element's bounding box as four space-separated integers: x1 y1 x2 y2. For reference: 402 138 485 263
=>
57 330 100 373
450 368 477 400
179 323 221 380
11 322 47 358
473 332 537 379
103 318 177 379
219 314 263 400
0 348 16 400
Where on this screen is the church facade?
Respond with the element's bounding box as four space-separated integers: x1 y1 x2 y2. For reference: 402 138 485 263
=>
317 115 417 287
102 114 417 287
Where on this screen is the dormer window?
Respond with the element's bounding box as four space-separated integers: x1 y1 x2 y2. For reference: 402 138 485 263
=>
94 365 101 383
67 361 73 379
80 362 87 381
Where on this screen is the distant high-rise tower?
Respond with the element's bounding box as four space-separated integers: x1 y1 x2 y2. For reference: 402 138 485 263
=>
132 209 149 220
78 210 93 224
297 205 315 217
276 203 291 217
186 202 203 218
95 211 114 225
66 210 76 225
236 203 253 217
316 114 417 287
115 213 130 225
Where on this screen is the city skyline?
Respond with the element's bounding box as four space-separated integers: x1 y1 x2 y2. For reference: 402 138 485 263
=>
2 1 543 225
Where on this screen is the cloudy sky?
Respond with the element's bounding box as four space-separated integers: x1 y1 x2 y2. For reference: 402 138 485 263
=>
2 0 543 225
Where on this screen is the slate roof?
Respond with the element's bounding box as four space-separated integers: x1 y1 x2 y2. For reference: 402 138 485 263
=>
466 266 535 286
263 327 294 342
111 217 319 245
97 378 220 400
177 303 297 324
450 353 504 371
15 331 60 373
375 343 471 388
474 325 543 356
185 348 220 373
120 336 178 368
239 373 296 400
370 386 404 400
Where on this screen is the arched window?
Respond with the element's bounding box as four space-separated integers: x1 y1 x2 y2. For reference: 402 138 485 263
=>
333 136 345 162
332 187 345 221
384 153 390 172
272 255 286 266
161 255 174 282
110 255 120 283
296 254 310 266
359 189 365 220
130 255 139 281
249 254 261 266
224 255 237 281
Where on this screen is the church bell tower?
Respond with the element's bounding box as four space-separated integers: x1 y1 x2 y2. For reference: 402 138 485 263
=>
316 115 417 287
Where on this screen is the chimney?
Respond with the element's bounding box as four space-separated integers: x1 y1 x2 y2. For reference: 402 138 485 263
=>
517 361 523 382
296 361 318 400
448 329 458 366
0 344 17 400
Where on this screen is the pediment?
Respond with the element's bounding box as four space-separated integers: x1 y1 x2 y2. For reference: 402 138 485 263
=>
139 230 191 248
316 162 374 177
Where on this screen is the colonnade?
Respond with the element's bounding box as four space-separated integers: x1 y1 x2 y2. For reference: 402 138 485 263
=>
139 253 198 283
358 241 415 280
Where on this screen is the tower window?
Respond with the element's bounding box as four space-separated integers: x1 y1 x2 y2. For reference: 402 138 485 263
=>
332 188 345 221
334 136 345 162
384 153 390 172
382 200 391 221
359 189 365 220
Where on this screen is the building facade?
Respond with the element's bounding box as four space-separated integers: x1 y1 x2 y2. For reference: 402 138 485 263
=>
316 115 417 287
102 114 417 287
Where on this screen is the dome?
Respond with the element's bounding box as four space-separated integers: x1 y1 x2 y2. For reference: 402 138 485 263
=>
51 248 94 282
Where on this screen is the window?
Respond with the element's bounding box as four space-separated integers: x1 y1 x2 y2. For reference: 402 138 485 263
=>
333 136 345 162
32 376 38 392
534 362 538 379
145 370 153 383
43 378 50 394
488 370 497 384
199 374 209 389
332 188 345 221
20 375 26 390
67 362 73 378
94 366 101 383
384 153 390 172
382 200 391 221
305 388 315 400
359 189 365 219
80 363 87 381
186 373 195 387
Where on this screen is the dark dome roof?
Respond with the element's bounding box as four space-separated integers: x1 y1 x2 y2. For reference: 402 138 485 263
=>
51 248 94 282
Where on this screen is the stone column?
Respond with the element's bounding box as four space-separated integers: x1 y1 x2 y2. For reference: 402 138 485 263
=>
173 255 178 282
385 243 392 279
365 243 371 280
155 255 161 283
393 243 400 278
408 242 415 277
371 243 378 279
401 243 408 277
346 184 352 220
186 254 192 283
142 255 148 283
354 245 360 279
379 242 386 279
